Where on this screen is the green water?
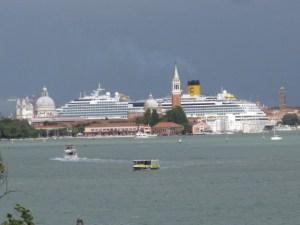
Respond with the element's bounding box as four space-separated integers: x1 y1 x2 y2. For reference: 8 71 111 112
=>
0 133 300 225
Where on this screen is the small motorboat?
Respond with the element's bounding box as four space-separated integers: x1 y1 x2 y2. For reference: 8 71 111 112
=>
64 144 78 159
135 131 157 139
270 135 282 141
270 127 282 141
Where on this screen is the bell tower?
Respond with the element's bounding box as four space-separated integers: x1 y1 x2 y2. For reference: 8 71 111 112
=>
172 64 182 108
279 86 286 110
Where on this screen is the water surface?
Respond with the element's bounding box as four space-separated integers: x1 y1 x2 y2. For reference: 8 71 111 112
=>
0 133 300 225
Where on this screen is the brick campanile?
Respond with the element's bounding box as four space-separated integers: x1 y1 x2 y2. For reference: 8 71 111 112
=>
171 64 182 108
279 86 287 110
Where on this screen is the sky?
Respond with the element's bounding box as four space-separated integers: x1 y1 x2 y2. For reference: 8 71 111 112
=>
0 0 299 115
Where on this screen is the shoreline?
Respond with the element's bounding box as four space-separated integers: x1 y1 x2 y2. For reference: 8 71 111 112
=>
1 129 300 142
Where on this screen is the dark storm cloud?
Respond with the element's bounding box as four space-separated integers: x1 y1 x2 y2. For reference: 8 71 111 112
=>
231 0 251 4
0 0 299 115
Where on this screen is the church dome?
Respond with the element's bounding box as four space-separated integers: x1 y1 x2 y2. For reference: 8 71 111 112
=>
36 96 55 110
144 94 158 110
35 87 56 118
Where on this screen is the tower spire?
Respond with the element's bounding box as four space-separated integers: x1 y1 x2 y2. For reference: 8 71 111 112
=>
173 64 180 80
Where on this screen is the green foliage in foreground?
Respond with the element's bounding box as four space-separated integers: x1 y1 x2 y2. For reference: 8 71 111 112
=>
1 204 34 225
281 113 299 126
0 119 38 139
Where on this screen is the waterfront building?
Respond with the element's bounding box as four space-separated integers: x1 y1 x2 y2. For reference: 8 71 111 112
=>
152 122 184 136
192 121 211 134
56 84 128 120
263 87 299 124
16 97 34 120
84 123 151 136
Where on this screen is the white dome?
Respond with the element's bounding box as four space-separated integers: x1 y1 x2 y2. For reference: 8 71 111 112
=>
144 94 158 110
36 96 56 111
35 86 57 118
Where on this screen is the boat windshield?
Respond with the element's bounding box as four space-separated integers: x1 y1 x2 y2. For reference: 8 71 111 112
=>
133 160 150 165
133 160 158 165
65 145 74 149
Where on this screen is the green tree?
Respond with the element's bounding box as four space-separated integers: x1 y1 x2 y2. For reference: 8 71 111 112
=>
143 109 152 125
136 109 160 126
161 106 191 133
1 204 34 225
149 109 160 127
282 113 299 126
164 106 188 124
0 119 38 139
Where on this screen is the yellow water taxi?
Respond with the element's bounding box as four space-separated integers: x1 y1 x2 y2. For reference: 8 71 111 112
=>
133 160 160 170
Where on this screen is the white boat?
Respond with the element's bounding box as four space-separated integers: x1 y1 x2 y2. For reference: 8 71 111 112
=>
64 144 78 159
135 131 157 139
271 135 282 141
276 125 293 132
177 138 182 143
270 127 282 141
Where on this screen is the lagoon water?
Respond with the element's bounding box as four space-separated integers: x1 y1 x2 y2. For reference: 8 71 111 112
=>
1 133 300 225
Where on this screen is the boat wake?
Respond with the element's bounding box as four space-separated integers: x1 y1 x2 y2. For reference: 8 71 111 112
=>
50 157 128 163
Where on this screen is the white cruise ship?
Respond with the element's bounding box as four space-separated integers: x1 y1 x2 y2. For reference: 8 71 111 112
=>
56 84 128 120
129 65 269 133
157 90 268 133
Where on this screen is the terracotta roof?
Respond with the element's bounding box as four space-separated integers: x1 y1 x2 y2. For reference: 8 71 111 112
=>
86 123 137 128
34 125 66 130
153 122 183 129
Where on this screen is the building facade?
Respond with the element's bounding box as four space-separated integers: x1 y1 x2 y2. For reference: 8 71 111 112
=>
152 122 184 136
84 123 151 136
16 97 34 120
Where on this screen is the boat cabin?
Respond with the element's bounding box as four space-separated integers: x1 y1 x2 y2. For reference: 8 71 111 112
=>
64 145 77 156
133 160 160 170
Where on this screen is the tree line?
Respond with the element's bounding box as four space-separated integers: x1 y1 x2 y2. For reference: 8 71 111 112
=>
136 106 191 133
0 119 38 139
281 113 299 126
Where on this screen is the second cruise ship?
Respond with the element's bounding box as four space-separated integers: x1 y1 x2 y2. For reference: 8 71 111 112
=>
56 84 128 120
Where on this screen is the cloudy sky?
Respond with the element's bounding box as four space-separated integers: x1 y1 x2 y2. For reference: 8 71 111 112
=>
0 0 299 115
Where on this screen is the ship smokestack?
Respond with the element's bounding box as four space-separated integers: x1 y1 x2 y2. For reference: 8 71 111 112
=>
187 80 201 96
